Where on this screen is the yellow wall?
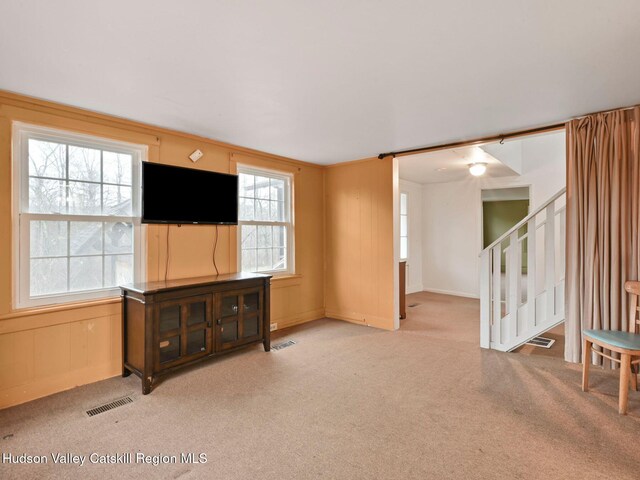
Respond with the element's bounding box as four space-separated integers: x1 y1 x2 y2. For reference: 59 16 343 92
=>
324 158 396 330
0 92 325 408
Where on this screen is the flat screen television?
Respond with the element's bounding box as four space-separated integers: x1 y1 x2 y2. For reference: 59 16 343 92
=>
142 162 238 225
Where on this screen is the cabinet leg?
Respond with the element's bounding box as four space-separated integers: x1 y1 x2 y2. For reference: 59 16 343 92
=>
122 366 131 378
142 376 153 395
263 338 270 352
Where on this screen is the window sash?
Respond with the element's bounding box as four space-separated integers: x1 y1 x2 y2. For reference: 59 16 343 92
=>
237 166 294 275
13 123 146 308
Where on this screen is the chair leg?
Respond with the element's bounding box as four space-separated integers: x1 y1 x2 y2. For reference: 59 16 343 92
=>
619 354 631 415
631 364 638 392
582 338 591 392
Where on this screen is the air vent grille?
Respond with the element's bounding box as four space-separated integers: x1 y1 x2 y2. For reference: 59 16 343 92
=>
86 396 133 417
272 340 296 351
525 336 555 349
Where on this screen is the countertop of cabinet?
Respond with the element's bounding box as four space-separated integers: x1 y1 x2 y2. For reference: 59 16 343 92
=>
120 272 272 295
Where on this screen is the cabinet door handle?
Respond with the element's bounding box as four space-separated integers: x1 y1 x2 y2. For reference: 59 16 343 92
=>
207 321 212 328
216 319 222 325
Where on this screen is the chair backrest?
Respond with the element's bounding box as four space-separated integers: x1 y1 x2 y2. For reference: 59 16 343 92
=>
624 281 640 334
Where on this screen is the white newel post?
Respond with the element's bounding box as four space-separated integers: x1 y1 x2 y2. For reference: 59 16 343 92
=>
480 249 491 349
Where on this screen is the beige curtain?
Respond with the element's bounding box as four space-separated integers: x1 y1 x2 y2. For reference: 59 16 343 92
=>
565 107 640 365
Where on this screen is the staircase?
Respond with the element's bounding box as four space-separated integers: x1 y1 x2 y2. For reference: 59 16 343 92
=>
480 188 566 351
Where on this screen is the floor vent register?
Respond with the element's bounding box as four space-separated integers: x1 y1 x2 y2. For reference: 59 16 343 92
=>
271 340 296 351
86 396 133 417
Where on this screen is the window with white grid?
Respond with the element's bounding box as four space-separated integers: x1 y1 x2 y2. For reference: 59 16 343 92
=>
238 167 293 274
13 123 146 308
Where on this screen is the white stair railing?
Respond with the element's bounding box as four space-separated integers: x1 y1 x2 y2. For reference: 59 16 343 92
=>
480 188 566 352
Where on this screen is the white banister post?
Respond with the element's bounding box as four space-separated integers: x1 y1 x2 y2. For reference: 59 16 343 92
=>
558 207 566 280
527 218 536 330
480 250 491 349
545 203 556 322
492 244 502 346
508 231 520 342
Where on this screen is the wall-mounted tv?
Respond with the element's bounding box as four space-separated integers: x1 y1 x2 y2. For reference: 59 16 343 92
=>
142 162 238 225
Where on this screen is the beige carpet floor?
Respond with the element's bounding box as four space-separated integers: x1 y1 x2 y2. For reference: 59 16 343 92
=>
1 291 639 479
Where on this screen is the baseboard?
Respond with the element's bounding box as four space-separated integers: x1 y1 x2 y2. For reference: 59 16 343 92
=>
0 362 119 410
406 284 423 295
272 308 325 331
324 310 395 331
421 288 479 299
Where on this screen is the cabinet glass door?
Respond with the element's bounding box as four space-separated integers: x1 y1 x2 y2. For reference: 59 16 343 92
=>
242 292 261 338
156 295 212 369
216 288 262 350
219 294 239 344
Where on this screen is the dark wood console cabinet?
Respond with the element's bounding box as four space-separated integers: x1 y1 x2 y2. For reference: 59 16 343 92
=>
120 272 271 394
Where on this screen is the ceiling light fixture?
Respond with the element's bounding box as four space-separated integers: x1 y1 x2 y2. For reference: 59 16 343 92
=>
468 162 487 176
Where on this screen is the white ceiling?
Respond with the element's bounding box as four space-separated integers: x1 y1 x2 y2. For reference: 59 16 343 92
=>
1 1 640 165
398 146 517 184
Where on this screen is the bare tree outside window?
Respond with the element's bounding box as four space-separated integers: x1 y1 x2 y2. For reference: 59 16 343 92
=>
16 125 143 307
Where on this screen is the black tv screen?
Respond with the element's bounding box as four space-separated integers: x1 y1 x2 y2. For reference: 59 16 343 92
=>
142 162 238 224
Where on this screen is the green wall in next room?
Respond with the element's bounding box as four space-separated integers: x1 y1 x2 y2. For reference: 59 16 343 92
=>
483 200 529 272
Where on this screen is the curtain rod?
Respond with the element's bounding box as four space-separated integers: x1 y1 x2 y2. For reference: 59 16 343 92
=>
378 103 640 160
377 124 564 159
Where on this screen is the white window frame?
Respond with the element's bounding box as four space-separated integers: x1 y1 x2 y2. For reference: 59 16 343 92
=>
12 122 147 309
400 191 409 261
237 165 294 276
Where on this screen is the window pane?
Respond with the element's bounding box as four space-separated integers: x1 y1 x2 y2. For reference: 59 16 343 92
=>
257 248 272 271
400 215 408 236
29 178 66 213
255 176 270 199
28 139 66 179
270 178 285 202
103 184 132 215
272 248 286 270
254 199 270 221
270 200 285 221
70 256 103 291
104 254 133 287
30 258 67 296
273 226 286 248
241 248 257 273
104 222 133 254
239 197 254 221
103 152 132 185
239 173 254 196
30 221 67 257
68 146 100 182
257 226 272 248
400 237 408 259
70 222 102 256
241 225 257 249
400 193 408 215
68 181 101 215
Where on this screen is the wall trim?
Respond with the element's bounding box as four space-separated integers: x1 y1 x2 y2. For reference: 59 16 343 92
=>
272 308 325 330
325 310 395 331
0 300 122 334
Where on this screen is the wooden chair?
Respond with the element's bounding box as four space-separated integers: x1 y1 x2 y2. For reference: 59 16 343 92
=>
582 281 640 414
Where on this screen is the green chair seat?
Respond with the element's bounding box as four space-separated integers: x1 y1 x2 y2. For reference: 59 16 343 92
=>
583 329 640 351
